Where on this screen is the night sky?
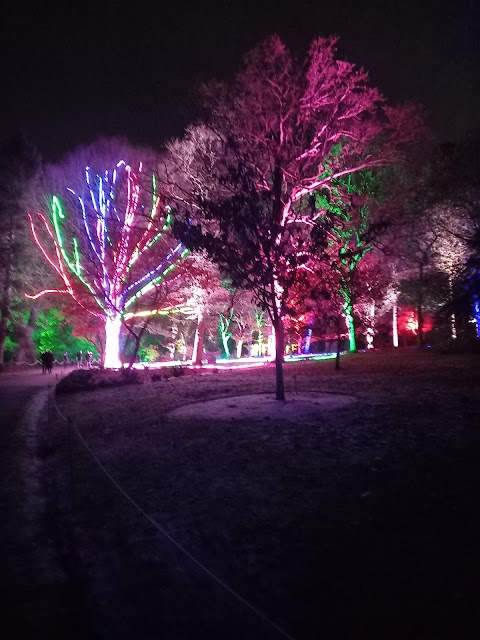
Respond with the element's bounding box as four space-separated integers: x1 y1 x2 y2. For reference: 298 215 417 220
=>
1 0 479 162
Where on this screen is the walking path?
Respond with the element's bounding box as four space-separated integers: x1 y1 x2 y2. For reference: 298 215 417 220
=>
0 367 90 640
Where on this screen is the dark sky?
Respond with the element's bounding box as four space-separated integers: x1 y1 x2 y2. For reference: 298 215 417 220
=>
1 0 479 161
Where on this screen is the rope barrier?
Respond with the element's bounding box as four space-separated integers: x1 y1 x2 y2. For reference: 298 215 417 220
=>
49 390 297 640
4 358 100 369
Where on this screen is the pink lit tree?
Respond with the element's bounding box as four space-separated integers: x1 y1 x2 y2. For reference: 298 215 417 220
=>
171 35 423 399
27 157 189 368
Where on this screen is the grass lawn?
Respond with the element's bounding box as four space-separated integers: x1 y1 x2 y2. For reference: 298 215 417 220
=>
44 349 480 639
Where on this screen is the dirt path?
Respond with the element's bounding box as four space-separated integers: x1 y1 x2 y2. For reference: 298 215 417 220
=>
0 368 91 640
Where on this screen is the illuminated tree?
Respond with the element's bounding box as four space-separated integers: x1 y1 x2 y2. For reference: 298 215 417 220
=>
172 35 422 398
27 157 189 367
216 284 249 358
218 307 234 357
311 169 396 352
390 141 479 342
231 293 261 358
0 134 41 366
288 267 347 367
175 254 227 365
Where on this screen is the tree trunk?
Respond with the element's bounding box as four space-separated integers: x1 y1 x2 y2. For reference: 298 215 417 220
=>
473 295 480 339
0 229 14 367
192 309 206 365
169 323 178 359
304 327 313 354
335 316 342 370
417 305 424 348
104 314 122 368
0 297 11 367
0 285 12 369
236 338 243 359
128 334 142 369
417 264 425 348
127 322 149 369
392 302 399 348
273 317 285 401
345 307 356 352
15 305 39 363
123 331 134 356
271 163 286 400
257 331 263 356
449 278 457 340
221 332 230 358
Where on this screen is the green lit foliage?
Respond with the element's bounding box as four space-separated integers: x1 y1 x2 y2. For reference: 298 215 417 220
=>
138 344 162 363
312 170 390 351
0 134 42 366
218 308 234 358
216 278 236 358
32 307 97 358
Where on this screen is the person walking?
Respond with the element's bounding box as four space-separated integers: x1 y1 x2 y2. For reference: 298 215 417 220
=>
63 351 69 368
76 350 83 368
40 351 47 374
85 351 93 369
45 350 54 374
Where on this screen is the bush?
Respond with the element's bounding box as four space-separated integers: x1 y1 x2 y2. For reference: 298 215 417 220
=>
56 368 143 394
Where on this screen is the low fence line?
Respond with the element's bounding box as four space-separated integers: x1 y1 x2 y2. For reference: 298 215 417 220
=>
48 389 297 640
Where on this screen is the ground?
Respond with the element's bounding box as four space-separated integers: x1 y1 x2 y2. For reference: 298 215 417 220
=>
2 350 480 639
0 366 90 640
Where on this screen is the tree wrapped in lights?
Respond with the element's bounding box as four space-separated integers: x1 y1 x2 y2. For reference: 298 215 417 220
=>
27 159 189 367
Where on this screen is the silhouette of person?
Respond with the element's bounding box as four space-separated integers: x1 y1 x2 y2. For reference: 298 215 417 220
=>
45 350 54 374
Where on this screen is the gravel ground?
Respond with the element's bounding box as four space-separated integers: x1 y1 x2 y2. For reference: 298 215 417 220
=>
44 350 480 639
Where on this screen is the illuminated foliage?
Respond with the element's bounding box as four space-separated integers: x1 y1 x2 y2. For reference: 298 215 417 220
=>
32 307 96 358
312 170 390 352
0 134 41 366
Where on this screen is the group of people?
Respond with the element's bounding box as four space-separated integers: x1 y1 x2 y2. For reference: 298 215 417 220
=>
40 349 54 374
75 350 94 369
40 349 96 372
